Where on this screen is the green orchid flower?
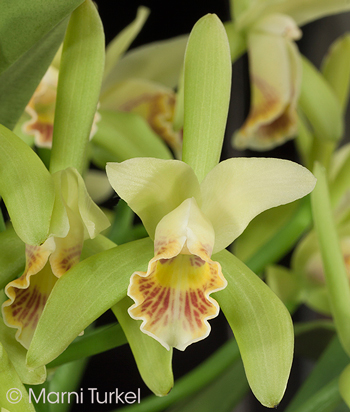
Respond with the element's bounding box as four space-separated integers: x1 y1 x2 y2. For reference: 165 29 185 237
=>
15 6 186 161
106 156 315 351
1 166 109 349
230 0 350 150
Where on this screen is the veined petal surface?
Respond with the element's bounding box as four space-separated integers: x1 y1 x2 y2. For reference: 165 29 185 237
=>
128 198 226 351
201 157 316 253
106 158 201 239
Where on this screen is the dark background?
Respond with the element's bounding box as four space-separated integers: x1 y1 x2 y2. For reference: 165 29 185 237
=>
73 1 350 411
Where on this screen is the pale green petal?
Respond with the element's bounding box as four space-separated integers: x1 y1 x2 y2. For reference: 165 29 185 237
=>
50 0 105 174
322 34 350 113
299 56 343 143
215 250 294 408
101 35 188 95
103 6 149 80
0 125 55 245
182 14 231 182
106 158 201 239
200 157 316 253
339 363 350 407
112 297 174 396
0 318 46 385
27 238 154 368
0 343 36 412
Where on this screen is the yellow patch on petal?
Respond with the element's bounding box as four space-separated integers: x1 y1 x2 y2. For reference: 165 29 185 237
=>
120 91 182 158
128 252 226 351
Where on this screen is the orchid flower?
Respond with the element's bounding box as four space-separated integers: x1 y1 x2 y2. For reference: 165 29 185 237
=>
230 0 350 150
1 167 110 349
16 7 186 160
20 64 100 149
106 156 315 350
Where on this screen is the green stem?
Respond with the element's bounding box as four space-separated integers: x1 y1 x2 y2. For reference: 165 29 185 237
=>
116 339 240 412
311 163 350 357
245 197 312 275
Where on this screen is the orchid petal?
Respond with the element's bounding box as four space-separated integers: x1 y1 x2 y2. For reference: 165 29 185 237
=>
0 125 55 245
265 0 350 27
22 66 58 148
3 241 57 349
101 35 188 95
322 34 350 113
103 6 149 80
200 157 316 253
101 79 182 158
112 297 174 396
182 14 231 182
233 15 302 150
127 198 226 351
106 158 201 239
215 249 294 408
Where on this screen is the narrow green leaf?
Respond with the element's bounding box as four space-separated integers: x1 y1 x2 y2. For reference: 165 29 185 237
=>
0 125 55 245
92 110 172 163
50 0 105 174
339 363 350 408
0 225 25 290
168 357 248 412
0 318 46 385
215 249 294 408
299 57 343 143
245 197 312 275
0 343 36 412
182 14 232 182
322 34 350 113
0 0 83 74
311 163 350 356
116 339 240 412
47 323 127 368
112 297 173 396
104 6 150 80
27 238 154 368
288 379 342 412
107 200 134 245
0 18 68 130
